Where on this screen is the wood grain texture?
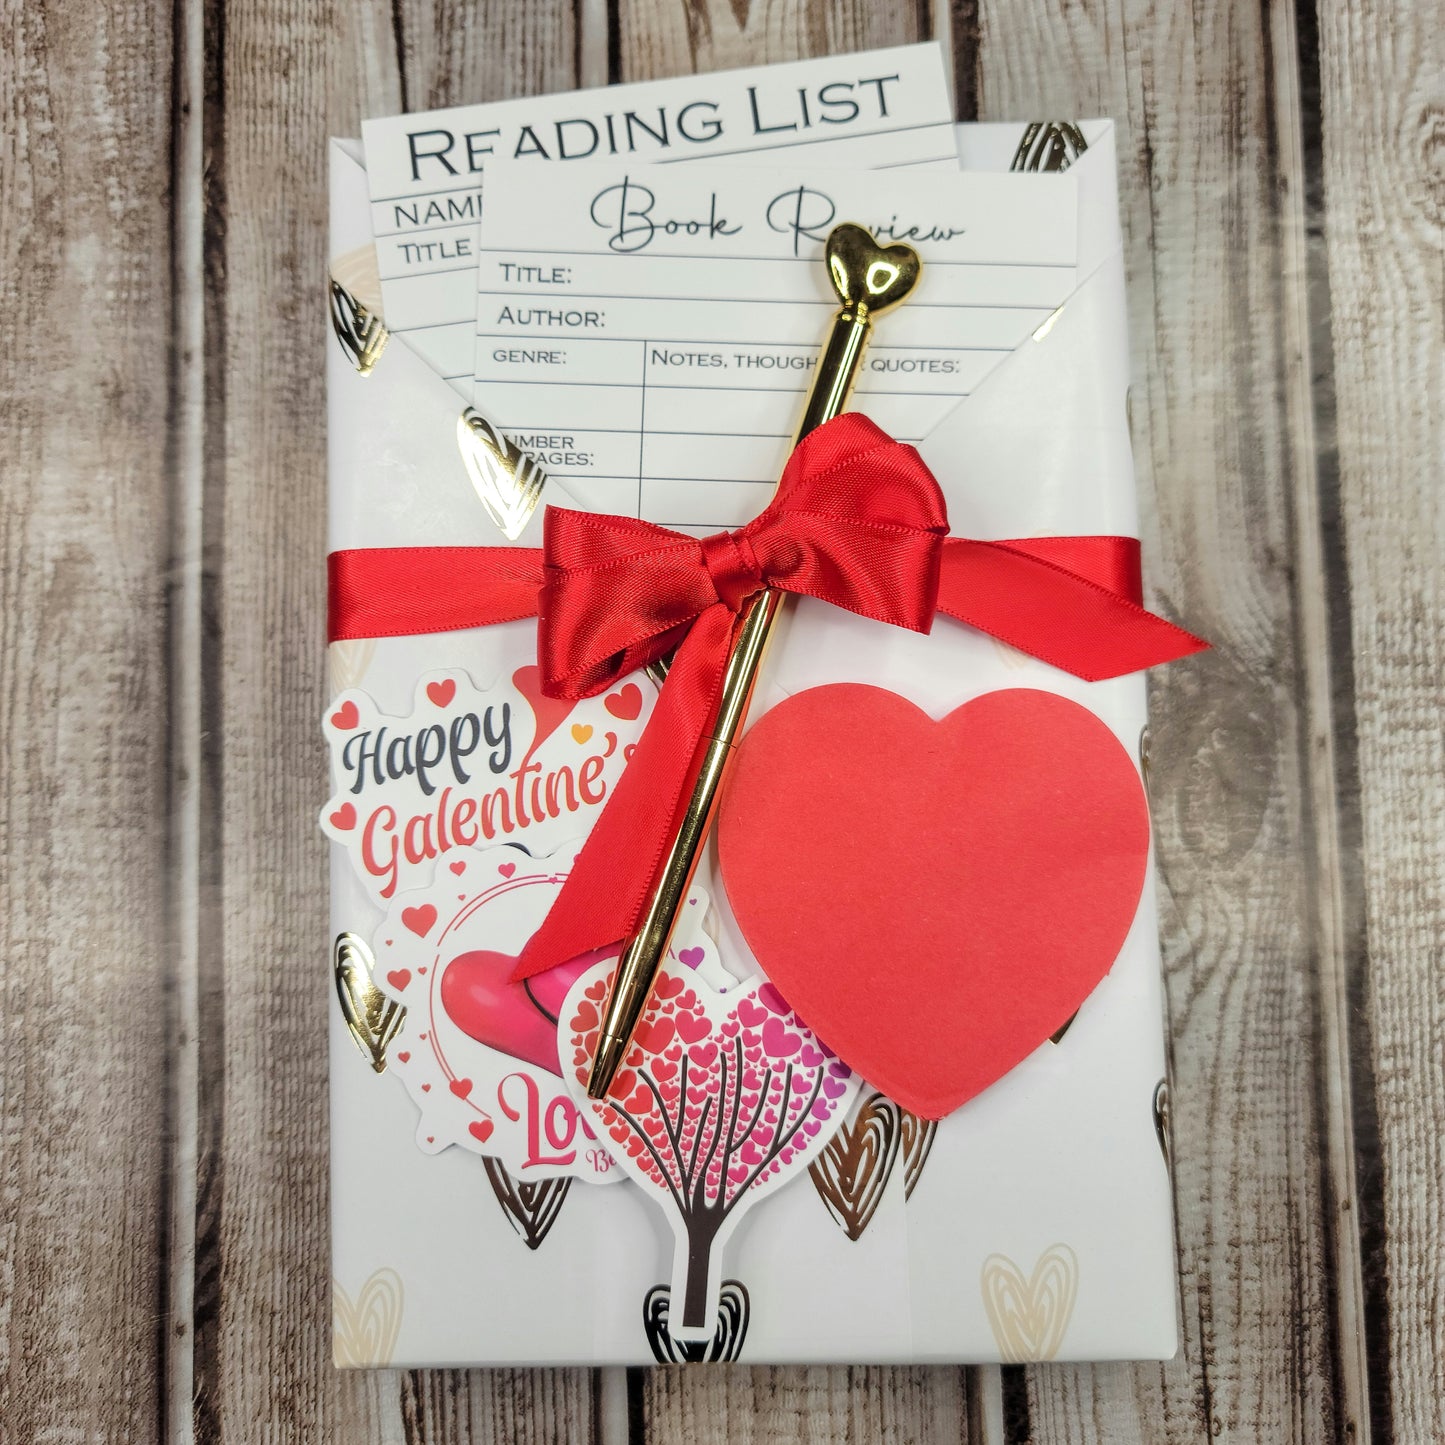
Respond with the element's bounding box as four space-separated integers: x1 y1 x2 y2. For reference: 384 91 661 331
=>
2 1 1440 1442
643 1364 970 1443
1316 1 1445 1441
966 0 1356 1440
0 3 176 1442
194 0 597 1440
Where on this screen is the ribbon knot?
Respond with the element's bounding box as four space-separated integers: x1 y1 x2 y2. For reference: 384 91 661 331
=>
324 412 1208 983
699 530 763 612
536 416 949 703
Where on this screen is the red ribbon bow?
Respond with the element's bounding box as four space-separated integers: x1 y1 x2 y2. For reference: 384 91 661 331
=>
538 419 947 699
327 413 1207 980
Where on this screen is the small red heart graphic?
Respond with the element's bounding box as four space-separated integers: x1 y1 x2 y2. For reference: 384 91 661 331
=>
450 860 466 876
402 905 437 937
421 1083 431 1092
385 969 411 991
329 700 360 730
719 685 1149 1119
675 1011 710 1045
449 1077 473 1098
498 862 516 879
512 664 578 753
328 802 356 830
604 682 643 721
468 1118 495 1144
426 678 457 707
634 1015 675 1054
397 1051 410 1063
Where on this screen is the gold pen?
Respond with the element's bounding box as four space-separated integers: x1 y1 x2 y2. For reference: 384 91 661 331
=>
586 224 923 1099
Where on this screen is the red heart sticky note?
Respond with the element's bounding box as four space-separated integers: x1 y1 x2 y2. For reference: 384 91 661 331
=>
718 686 1149 1119
426 678 457 707
604 682 643 721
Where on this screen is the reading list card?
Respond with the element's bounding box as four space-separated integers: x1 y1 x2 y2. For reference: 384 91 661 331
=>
360 44 957 392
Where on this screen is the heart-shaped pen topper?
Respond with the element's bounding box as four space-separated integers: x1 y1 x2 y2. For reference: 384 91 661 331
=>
825 222 921 316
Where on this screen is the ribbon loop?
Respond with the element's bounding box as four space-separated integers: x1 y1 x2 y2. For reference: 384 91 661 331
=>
536 414 951 703
325 412 1208 982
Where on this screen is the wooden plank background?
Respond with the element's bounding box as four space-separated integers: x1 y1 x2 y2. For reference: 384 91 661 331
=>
0 0 1439 1440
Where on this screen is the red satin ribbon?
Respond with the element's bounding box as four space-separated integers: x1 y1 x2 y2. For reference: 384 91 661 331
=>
327 413 1206 979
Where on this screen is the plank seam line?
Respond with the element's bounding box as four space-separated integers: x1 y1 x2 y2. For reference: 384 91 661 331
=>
163 0 206 1439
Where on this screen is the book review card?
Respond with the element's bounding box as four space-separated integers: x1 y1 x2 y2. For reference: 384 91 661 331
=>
360 44 957 391
472 160 1079 531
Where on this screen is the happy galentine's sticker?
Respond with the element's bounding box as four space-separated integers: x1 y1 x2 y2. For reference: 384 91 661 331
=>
563 959 859 1341
320 668 650 907
374 843 734 1182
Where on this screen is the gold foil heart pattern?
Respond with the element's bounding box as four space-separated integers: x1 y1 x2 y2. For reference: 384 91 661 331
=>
898 1107 937 1200
810 1090 938 1240
457 408 547 540
643 1279 751 1363
333 931 405 1073
1009 121 1089 174
328 279 389 376
333 1268 404 1367
810 1091 902 1241
328 637 376 695
980 1244 1079 1362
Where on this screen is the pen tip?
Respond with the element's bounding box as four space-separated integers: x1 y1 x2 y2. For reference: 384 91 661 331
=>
586 1033 629 1100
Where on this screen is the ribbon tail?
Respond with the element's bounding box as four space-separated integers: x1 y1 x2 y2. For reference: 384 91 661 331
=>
936 538 1208 680
512 604 738 981
328 546 544 642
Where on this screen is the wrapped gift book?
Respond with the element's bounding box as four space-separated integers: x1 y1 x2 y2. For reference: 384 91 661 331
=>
320 44 1206 1367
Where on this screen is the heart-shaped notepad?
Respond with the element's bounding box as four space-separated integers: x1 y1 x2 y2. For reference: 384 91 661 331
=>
718 686 1150 1118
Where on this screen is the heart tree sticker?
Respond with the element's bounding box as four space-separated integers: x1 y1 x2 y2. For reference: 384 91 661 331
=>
563 961 858 1340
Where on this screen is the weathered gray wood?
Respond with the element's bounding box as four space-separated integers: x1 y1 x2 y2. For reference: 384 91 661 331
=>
4 1 1442 1441
1316 2 1445 1442
192 1 598 1440
644 1364 970 1442
960 0 1360 1440
0 3 176 1442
